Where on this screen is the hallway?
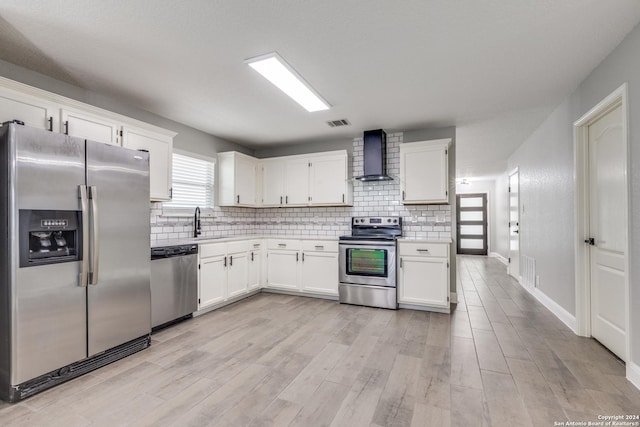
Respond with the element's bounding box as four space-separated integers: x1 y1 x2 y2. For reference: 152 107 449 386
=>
454 255 640 425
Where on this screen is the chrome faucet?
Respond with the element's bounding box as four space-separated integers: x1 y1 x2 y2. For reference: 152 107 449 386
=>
194 207 201 238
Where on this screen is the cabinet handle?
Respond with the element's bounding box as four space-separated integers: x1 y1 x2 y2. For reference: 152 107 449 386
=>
48 116 53 132
169 188 173 199
400 258 403 268
229 255 233 266
237 195 240 204
251 252 254 261
402 190 405 200
296 252 299 262
302 252 305 262
286 196 288 204
416 249 430 253
280 196 283 205
342 194 345 203
278 243 286 248
253 244 260 248
224 256 227 267
315 245 324 249
64 120 69 135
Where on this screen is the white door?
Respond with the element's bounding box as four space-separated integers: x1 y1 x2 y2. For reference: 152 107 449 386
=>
285 158 309 206
61 108 121 145
309 155 347 205
199 256 227 308
235 155 257 206
227 251 248 298
300 252 338 295
261 160 285 206
0 87 55 130
122 126 172 201
588 104 626 360
266 250 299 290
508 170 520 280
398 257 448 307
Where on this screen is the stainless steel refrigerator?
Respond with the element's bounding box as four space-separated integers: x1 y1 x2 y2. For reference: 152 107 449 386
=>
0 122 152 402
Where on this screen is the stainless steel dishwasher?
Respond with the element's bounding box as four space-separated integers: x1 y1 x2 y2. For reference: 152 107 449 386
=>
150 244 198 330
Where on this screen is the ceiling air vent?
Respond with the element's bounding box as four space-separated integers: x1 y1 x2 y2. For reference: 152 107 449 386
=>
327 119 350 128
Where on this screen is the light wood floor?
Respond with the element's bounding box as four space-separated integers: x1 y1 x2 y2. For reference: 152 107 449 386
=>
1 255 639 426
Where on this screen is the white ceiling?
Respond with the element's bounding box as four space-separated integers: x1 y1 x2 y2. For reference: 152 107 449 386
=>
1 0 639 179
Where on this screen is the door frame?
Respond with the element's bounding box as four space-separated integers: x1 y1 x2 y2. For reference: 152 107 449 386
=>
508 167 520 280
456 193 488 255
573 83 630 362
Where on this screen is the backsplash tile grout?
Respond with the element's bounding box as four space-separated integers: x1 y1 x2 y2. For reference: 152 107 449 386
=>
150 132 451 242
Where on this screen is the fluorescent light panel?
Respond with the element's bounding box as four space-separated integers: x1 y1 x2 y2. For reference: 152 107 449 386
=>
246 52 330 112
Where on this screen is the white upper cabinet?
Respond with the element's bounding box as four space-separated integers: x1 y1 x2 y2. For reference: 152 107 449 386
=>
61 108 121 146
0 77 176 202
400 138 450 204
263 150 352 208
309 153 351 205
0 86 56 131
284 157 310 206
261 159 286 207
217 151 259 207
122 126 174 201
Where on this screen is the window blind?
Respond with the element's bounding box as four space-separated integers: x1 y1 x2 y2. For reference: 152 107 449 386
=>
163 153 214 208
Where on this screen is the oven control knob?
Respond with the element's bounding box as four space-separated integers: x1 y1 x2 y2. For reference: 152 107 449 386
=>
387 218 392 223
393 219 397 223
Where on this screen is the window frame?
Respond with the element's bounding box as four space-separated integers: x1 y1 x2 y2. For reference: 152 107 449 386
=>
162 149 216 217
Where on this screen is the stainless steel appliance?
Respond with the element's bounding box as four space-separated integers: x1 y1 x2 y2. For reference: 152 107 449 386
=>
339 216 402 309
0 122 151 402
151 244 198 330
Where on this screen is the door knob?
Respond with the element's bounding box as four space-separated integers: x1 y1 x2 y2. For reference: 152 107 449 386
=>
584 238 595 246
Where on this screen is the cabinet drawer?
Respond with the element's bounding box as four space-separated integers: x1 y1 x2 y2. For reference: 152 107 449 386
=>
199 242 226 258
249 239 263 250
227 240 249 254
267 239 301 251
398 242 448 258
301 240 338 253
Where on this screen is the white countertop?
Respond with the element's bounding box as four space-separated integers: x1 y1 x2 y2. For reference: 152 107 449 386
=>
151 234 339 248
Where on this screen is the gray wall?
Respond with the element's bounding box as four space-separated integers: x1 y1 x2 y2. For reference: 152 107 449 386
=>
507 21 640 369
0 59 251 158
254 138 352 158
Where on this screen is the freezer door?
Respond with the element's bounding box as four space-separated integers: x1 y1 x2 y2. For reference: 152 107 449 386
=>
86 140 151 356
12 125 87 384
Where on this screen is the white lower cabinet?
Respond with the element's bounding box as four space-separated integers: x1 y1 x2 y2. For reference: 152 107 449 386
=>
265 239 338 296
247 240 263 291
398 242 450 311
198 240 257 310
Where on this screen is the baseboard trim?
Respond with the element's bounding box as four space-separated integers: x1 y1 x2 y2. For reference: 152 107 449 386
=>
628 361 640 391
519 281 577 333
489 252 508 265
450 292 458 304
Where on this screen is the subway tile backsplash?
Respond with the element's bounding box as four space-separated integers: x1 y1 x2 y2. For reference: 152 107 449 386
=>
150 132 451 242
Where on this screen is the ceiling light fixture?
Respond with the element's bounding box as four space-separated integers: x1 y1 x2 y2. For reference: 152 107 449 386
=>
245 52 330 112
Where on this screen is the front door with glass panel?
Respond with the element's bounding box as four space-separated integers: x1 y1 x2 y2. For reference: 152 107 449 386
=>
456 193 488 255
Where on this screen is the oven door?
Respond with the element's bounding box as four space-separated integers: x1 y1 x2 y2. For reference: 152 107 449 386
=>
339 240 396 288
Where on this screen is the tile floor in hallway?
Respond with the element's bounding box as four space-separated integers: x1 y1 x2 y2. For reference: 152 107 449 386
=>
0 255 639 426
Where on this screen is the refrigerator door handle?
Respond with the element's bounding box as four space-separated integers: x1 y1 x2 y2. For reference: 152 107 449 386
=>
89 186 100 285
79 185 89 287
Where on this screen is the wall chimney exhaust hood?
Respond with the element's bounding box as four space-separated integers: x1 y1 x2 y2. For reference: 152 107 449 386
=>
356 129 393 181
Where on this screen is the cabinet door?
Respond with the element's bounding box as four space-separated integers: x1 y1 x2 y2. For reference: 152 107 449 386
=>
309 155 348 205
199 255 227 308
235 155 257 206
227 252 248 298
261 160 285 206
122 126 173 201
301 251 338 295
398 256 449 307
401 142 448 204
248 241 262 290
285 158 309 206
0 87 56 130
266 250 299 290
61 108 121 146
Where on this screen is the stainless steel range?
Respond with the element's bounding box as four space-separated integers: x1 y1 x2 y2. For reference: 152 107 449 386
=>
338 216 402 309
